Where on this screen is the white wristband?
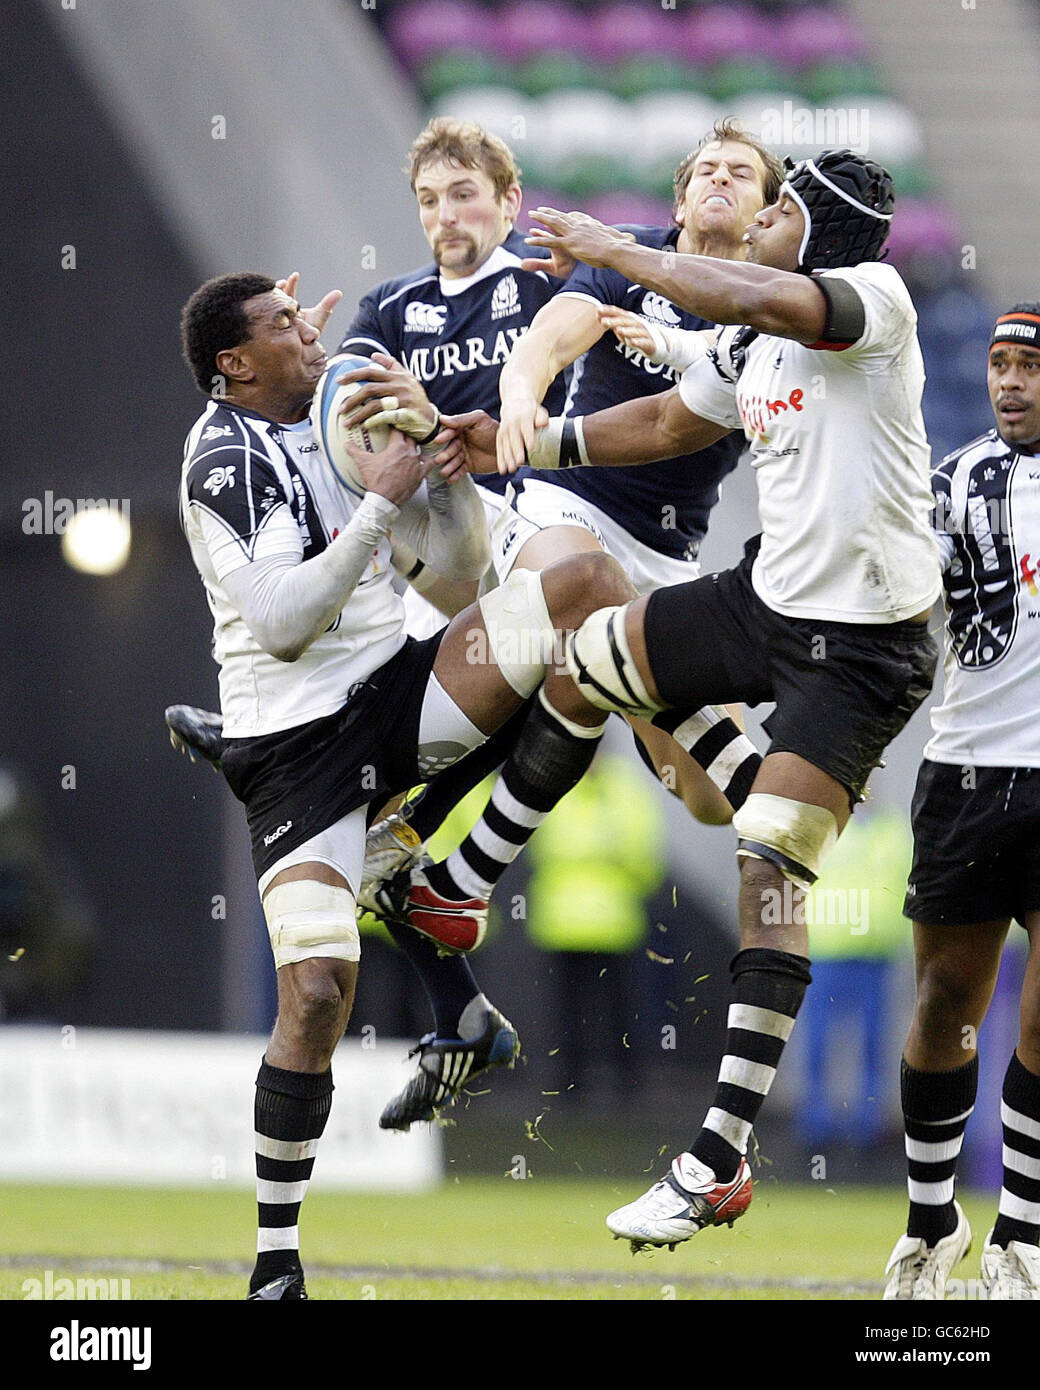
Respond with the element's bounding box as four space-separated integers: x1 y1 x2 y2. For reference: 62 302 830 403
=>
527 417 589 470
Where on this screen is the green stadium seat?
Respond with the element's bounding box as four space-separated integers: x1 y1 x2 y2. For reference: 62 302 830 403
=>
706 58 791 102
608 56 703 100
516 53 599 97
420 50 512 101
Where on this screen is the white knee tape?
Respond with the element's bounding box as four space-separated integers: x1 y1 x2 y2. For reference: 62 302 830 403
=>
565 604 665 715
477 567 555 697
732 793 839 890
262 880 361 970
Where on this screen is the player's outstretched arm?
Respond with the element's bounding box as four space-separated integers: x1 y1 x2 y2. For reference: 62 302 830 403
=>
578 388 729 466
497 295 605 472
528 208 827 345
445 393 727 473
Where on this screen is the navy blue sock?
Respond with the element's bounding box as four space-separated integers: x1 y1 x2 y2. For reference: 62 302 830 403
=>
386 921 482 1038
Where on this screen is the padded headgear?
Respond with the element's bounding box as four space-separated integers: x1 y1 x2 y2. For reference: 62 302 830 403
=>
781 149 894 272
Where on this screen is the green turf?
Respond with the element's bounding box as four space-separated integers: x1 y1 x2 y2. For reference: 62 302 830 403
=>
0 1178 1003 1300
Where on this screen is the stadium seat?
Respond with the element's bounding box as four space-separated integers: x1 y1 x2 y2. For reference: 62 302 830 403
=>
585 190 675 228
496 0 589 61
516 52 598 96
706 58 793 101
799 59 885 105
420 50 512 101
388 0 497 72
587 1 678 63
778 5 870 68
431 86 534 147
527 88 634 194
842 94 924 169
886 197 959 265
682 5 775 67
608 55 700 100
629 91 719 196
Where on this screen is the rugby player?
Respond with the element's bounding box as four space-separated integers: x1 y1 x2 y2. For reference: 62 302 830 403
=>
168 119 577 1137
177 272 636 1297
449 149 941 1249
883 304 1040 1300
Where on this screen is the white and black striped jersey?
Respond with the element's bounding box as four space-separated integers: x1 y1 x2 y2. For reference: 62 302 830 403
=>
339 230 566 497
180 399 404 737
926 428 1040 766
678 261 940 624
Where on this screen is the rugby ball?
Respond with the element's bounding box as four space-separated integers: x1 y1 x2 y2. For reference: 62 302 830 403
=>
310 354 390 496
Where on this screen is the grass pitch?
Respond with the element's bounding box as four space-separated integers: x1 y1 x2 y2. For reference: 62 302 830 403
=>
0 1178 1005 1301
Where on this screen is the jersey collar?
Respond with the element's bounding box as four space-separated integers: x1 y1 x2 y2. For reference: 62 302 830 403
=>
439 242 520 297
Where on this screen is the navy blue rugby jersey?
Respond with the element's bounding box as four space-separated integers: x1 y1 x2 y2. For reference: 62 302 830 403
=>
339 229 567 496
532 225 742 560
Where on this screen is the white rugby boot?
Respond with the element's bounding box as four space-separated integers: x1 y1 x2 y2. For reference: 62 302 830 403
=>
980 1231 1040 1299
606 1152 752 1252
883 1202 971 1299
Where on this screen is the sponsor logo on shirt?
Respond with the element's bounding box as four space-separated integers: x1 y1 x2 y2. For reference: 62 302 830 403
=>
739 387 806 441
202 424 235 442
203 465 236 496
1020 554 1039 597
404 301 447 334
491 274 521 321
641 292 681 326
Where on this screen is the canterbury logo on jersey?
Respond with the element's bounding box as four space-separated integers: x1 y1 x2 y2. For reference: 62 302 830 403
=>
203 465 236 495
641 291 681 326
491 274 521 320
404 301 448 333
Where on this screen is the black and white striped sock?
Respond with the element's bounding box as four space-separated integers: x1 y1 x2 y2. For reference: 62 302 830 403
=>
991 1052 1040 1249
690 948 812 1182
426 689 603 903
652 705 762 812
901 1056 977 1247
250 1060 334 1293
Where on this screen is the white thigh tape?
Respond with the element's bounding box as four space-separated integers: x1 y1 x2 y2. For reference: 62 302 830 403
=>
732 793 839 889
565 604 665 714
262 880 360 970
477 567 555 697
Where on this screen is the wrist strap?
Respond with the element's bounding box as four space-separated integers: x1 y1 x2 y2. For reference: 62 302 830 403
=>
417 406 442 449
527 416 588 470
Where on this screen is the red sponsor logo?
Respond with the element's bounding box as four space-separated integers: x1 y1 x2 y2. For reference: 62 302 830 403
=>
740 387 805 441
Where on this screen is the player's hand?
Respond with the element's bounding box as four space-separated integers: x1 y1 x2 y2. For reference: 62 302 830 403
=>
521 226 636 280
277 272 343 333
336 354 438 439
497 397 549 473
424 427 469 484
525 209 632 270
439 410 501 475
343 429 432 507
598 305 657 357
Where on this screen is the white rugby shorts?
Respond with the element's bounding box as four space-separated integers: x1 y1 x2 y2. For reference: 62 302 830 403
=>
490 477 701 595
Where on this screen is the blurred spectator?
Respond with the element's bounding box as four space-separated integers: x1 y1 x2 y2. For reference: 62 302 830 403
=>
0 767 94 1020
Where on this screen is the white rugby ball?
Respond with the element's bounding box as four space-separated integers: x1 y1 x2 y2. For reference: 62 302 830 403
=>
310 354 390 496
